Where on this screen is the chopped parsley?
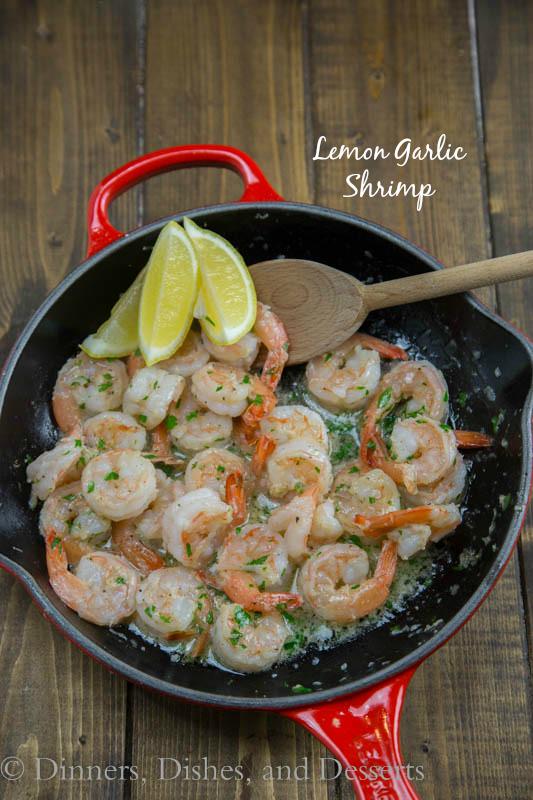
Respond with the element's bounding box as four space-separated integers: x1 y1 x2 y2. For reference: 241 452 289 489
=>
104 471 119 481
87 481 95 493
165 415 177 430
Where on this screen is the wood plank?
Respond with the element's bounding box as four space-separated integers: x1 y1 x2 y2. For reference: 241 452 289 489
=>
0 0 139 796
476 0 533 668
131 2 331 799
307 1 533 798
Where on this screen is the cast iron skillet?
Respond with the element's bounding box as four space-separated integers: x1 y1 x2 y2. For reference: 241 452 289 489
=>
0 146 531 800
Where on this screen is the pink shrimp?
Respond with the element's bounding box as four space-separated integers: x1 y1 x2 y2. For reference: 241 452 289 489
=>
354 503 462 541
111 519 166 577
251 434 276 476
225 472 247 526
454 430 493 449
254 302 289 390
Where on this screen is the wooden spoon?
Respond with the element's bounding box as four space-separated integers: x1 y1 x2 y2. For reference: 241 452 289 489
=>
249 251 533 365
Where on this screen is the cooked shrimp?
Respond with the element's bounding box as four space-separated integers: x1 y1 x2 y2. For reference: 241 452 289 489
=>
52 352 128 433
225 472 247 526
253 302 289 390
259 405 329 451
184 447 247 497
162 488 232 568
81 449 157 521
147 423 184 466
268 487 319 563
371 417 457 494
27 429 86 508
360 360 449 463
135 566 212 650
112 519 165 576
401 452 466 507
133 472 186 541
40 481 110 544
299 540 397 623
306 332 406 411
201 330 260 370
332 463 400 535
122 366 185 430
310 499 344 545
266 438 333 500
191 362 251 417
158 329 210 377
355 503 462 542
46 534 139 626
168 385 233 452
217 525 290 589
239 378 277 437
387 524 432 560
83 411 146 451
211 603 288 673
251 434 277 476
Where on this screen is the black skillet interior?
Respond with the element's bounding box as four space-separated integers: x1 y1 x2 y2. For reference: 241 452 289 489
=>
0 203 531 709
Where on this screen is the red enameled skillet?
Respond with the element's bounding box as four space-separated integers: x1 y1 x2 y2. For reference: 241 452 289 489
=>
0 145 531 800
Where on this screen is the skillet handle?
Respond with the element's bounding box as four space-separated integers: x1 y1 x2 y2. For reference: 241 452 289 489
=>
86 145 283 256
282 668 420 799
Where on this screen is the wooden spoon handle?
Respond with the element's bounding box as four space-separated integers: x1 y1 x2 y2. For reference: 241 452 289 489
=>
362 250 533 311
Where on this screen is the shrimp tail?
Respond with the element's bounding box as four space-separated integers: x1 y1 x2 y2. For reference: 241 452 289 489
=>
251 434 276 476
127 352 145 377
206 569 303 612
146 423 184 466
355 507 435 536
225 472 247 526
241 380 277 439
254 302 289 390
454 430 493 449
112 520 165 576
353 333 408 361
374 539 398 587
45 532 85 612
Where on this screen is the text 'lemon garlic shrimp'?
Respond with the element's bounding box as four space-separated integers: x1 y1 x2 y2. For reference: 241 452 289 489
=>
212 603 288 673
46 535 139 626
135 566 212 655
53 352 128 433
81 449 157 521
298 540 398 623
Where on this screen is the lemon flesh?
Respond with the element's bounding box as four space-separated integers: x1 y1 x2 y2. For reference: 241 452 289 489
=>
81 267 146 358
139 221 199 366
184 217 256 345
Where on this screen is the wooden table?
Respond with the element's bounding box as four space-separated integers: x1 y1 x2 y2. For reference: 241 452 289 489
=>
1 2 532 798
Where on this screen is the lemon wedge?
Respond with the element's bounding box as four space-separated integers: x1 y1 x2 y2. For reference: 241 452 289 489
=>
139 221 199 366
81 267 146 358
184 217 256 345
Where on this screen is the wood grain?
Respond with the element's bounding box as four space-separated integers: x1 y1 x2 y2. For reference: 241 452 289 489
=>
0 0 139 797
476 0 533 716
307 1 533 798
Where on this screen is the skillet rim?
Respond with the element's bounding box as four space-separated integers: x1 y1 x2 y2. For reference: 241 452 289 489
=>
0 199 531 710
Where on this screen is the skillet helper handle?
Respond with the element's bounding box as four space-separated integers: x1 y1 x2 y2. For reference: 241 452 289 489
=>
362 249 533 312
282 668 420 800
86 144 283 256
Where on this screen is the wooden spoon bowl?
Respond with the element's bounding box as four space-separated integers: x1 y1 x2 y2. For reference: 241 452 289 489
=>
250 251 533 364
